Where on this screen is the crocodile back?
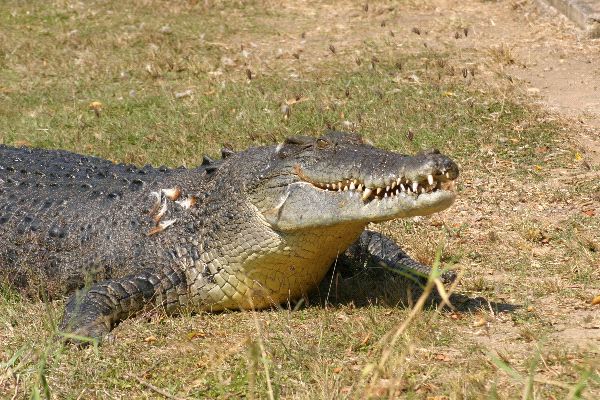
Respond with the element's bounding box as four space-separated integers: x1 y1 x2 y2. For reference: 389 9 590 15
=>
0 145 206 298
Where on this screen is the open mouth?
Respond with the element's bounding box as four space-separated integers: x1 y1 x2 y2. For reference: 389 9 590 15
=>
309 175 455 203
292 161 456 204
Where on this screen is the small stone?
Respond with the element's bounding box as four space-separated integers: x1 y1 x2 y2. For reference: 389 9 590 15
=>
175 89 193 99
221 56 235 67
280 104 291 120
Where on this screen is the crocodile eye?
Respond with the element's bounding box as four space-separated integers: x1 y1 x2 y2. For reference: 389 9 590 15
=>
316 138 330 149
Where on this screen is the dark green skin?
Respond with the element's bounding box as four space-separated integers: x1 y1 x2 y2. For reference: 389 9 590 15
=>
0 145 208 297
0 133 458 343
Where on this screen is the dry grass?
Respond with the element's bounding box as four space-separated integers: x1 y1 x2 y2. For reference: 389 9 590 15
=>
1 0 599 398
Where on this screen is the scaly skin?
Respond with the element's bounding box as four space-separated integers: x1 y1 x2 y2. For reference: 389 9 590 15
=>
0 132 459 342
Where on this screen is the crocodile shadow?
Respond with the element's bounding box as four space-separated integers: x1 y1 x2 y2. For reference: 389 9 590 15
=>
308 268 520 314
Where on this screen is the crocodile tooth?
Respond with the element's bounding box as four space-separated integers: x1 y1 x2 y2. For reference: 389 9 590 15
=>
384 192 388 198
331 183 337 190
362 188 373 201
445 171 450 179
326 183 331 189
391 181 397 189
400 184 406 191
427 175 434 186
343 185 348 191
349 182 356 190
357 184 363 192
395 188 400 195
386 185 390 192
376 187 382 195
412 182 419 192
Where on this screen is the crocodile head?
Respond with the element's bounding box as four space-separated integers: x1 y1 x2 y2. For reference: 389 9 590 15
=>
184 131 459 309
245 131 459 231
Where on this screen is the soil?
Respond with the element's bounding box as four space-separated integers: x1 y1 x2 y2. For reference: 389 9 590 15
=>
508 1 600 167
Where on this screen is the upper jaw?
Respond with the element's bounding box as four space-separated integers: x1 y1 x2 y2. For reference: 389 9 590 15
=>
295 151 459 204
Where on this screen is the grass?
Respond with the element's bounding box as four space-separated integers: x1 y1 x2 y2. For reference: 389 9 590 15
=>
1 0 599 399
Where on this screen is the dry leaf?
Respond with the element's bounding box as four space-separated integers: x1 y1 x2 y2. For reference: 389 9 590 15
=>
144 335 157 343
187 330 206 340
582 209 596 217
13 140 32 147
360 332 372 345
285 97 308 106
592 295 600 305
535 146 550 154
89 101 103 117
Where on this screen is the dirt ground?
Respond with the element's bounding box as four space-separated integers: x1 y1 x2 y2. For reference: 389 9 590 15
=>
506 1 600 166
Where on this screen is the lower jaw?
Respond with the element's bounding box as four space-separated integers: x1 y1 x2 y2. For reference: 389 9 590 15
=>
348 191 456 222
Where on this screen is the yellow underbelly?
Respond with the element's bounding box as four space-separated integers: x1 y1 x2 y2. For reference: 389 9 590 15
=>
203 223 365 310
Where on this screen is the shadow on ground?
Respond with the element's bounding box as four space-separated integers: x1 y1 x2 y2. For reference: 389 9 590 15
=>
309 268 520 314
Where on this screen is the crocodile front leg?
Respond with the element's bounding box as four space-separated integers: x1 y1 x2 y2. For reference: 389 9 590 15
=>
59 265 187 343
341 230 456 284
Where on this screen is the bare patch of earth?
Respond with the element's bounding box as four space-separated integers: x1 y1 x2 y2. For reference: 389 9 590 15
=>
508 1 600 168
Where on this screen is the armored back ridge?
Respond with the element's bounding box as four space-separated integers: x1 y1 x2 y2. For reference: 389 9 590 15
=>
0 132 459 343
0 145 212 297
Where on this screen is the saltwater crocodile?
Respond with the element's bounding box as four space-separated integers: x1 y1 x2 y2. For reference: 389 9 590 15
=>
0 132 458 342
